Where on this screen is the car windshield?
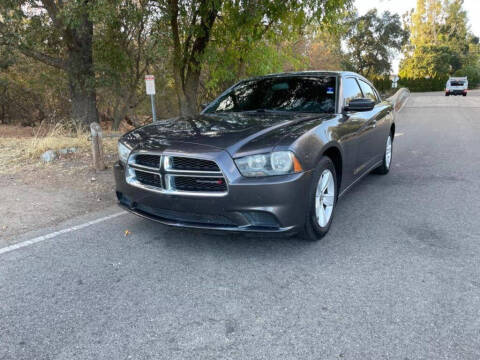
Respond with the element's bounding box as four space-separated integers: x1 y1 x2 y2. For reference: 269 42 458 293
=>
206 76 337 114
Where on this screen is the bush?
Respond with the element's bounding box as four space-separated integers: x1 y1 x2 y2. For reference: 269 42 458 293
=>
372 76 392 94
398 76 449 92
453 66 480 88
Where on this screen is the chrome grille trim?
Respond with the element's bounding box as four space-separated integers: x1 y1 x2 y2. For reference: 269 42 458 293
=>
125 152 228 197
128 152 161 171
128 165 161 174
126 169 164 194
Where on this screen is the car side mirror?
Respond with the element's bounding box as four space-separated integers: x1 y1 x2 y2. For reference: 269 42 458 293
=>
344 98 375 112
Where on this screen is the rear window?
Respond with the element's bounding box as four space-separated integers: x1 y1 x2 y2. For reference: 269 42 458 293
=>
450 81 465 86
206 76 337 114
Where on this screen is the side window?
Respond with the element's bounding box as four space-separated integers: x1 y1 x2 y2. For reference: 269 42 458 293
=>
358 80 379 103
342 78 363 105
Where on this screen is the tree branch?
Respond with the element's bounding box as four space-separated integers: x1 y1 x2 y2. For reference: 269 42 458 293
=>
41 0 63 31
18 45 67 69
185 1 218 79
182 1 199 70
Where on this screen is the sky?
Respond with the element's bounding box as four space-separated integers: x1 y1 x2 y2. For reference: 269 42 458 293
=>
354 0 480 73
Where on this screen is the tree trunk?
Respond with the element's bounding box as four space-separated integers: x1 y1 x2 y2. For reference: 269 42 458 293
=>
182 68 201 116
172 60 190 116
70 82 98 128
169 0 219 117
66 4 98 128
0 85 7 124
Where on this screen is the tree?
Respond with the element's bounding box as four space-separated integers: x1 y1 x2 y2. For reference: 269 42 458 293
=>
399 45 458 78
342 9 408 77
155 0 352 117
1 0 354 128
305 28 344 71
0 0 98 127
399 0 480 81
93 0 165 129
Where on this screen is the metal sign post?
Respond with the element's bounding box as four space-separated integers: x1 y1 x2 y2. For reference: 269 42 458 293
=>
145 75 156 122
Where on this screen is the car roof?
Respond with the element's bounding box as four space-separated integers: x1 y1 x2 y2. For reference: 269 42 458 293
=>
243 70 360 82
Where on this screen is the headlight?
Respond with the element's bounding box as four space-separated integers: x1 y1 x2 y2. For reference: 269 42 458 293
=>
118 142 131 163
235 151 302 177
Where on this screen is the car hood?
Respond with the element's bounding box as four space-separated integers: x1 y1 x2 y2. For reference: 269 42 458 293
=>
122 112 333 156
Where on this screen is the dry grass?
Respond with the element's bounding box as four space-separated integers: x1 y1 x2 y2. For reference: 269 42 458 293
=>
27 124 90 158
0 123 118 173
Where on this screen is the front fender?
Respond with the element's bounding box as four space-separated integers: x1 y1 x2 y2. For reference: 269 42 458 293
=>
274 115 345 172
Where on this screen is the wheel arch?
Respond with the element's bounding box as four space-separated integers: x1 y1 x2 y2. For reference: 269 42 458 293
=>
390 122 395 138
321 144 343 192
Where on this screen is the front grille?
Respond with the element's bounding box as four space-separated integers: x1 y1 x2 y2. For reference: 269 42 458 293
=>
135 170 161 187
136 204 236 226
171 157 220 172
135 154 160 168
126 153 227 195
173 176 227 192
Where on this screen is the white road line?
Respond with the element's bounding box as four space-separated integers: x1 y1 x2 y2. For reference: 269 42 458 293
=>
0 211 127 256
396 133 404 137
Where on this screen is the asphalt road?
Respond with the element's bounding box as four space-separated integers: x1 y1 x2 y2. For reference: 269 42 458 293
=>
2 91 480 360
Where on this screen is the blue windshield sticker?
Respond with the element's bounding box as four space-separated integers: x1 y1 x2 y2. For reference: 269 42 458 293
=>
272 82 289 91
326 87 334 94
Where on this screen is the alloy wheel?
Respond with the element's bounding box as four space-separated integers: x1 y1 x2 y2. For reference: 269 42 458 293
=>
385 136 392 169
315 169 335 227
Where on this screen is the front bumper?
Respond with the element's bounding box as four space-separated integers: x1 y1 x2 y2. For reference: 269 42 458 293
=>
114 161 313 234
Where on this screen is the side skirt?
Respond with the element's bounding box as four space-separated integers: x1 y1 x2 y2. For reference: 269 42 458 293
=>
338 160 383 199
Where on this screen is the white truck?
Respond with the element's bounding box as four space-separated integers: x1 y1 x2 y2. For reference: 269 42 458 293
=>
445 77 468 96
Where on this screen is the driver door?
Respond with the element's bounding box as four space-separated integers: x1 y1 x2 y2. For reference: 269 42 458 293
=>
342 77 377 178
357 79 389 164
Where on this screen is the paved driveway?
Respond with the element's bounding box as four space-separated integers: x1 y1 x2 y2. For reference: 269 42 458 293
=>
1 91 480 359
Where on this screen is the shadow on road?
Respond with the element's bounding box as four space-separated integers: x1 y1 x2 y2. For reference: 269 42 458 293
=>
121 171 394 264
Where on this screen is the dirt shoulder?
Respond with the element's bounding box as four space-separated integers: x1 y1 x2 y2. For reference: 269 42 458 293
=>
0 125 120 245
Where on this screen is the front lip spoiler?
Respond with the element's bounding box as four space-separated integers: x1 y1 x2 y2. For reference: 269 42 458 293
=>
119 203 296 235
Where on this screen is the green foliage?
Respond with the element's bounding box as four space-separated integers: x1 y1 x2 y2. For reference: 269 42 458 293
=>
453 66 480 88
399 45 461 78
1 0 355 125
0 50 69 125
400 0 480 90
342 9 408 77
371 76 392 94
398 76 449 92
92 0 171 127
158 0 353 115
200 0 352 103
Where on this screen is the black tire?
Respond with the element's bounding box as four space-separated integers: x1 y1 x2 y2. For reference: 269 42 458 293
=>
374 134 393 175
463 93 467 97
300 157 337 241
445 93 449 96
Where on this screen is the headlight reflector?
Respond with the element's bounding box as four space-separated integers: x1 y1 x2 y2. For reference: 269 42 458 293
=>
118 142 131 163
271 151 293 172
235 151 302 177
247 154 268 170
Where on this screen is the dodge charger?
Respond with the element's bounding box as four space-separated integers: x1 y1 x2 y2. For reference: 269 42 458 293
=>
114 71 395 240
